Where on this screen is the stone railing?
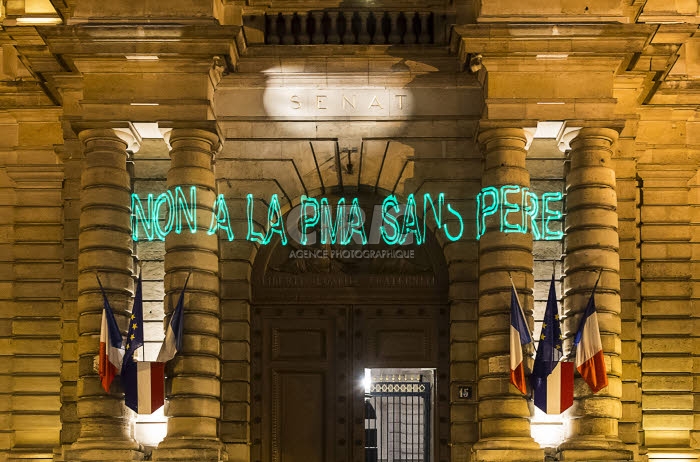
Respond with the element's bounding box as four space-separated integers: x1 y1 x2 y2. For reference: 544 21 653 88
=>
259 10 443 45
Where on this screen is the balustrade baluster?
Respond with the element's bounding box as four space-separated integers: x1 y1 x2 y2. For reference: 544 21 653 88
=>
291 13 303 45
411 12 422 44
366 12 377 44
427 12 435 44
336 11 349 45
357 12 371 44
275 13 286 45
396 12 407 44
306 12 317 44
380 12 391 44
264 14 273 44
321 11 332 44
351 12 362 44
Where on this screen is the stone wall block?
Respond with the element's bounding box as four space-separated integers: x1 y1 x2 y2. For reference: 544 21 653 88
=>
77 229 134 252
477 313 511 336
478 270 534 296
164 417 219 439
79 209 132 231
478 397 531 417
167 396 222 417
164 232 219 252
482 168 530 188
480 418 532 437
171 356 220 377
167 169 219 190
179 333 221 356
564 231 620 254
566 167 616 189
81 167 131 190
566 208 619 230
476 333 511 357
563 248 620 274
567 186 618 209
77 250 133 274
163 272 220 296
162 249 219 273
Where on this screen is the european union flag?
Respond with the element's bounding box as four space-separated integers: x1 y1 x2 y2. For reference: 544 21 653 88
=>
122 270 144 373
530 273 563 391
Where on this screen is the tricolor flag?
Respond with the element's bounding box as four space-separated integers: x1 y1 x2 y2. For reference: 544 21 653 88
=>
574 278 608 393
532 274 574 413
122 360 165 414
533 361 574 414
156 273 190 363
97 274 124 393
509 282 533 395
122 270 152 412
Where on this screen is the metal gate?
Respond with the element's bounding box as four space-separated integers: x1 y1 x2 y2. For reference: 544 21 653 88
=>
364 382 431 462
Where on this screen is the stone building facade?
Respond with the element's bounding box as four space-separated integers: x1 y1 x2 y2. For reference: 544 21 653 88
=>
0 1 699 461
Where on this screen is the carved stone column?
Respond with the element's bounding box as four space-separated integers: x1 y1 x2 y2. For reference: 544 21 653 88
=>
472 128 543 462
152 128 226 461
558 128 632 461
66 128 143 461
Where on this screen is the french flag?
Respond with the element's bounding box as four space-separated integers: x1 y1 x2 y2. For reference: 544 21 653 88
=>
97 274 124 393
509 283 533 395
574 282 608 393
534 361 574 414
122 360 165 414
156 273 190 363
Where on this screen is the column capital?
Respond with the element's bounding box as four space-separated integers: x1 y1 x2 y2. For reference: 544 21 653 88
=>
77 127 141 153
162 127 221 152
478 127 528 146
558 127 618 152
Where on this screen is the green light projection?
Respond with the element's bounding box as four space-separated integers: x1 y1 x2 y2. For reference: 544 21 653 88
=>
131 186 562 245
475 185 563 241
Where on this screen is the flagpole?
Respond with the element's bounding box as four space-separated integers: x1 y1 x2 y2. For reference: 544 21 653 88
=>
507 271 534 342
593 267 604 289
136 262 145 362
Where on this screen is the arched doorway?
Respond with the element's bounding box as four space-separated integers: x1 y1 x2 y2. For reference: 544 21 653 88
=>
249 193 450 462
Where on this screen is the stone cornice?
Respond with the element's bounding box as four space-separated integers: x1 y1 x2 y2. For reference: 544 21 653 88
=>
40 24 242 68
450 23 655 65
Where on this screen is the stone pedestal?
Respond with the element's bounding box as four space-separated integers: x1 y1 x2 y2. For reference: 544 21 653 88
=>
66 129 143 461
558 128 632 461
152 128 227 462
472 128 543 462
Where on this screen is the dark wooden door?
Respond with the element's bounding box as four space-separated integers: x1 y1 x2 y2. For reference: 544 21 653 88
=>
254 306 351 462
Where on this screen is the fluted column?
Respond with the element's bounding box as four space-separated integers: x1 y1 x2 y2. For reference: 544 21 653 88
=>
67 128 143 461
152 128 226 461
472 128 543 462
558 128 631 460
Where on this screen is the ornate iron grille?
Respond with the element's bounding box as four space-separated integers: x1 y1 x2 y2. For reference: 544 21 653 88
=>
365 382 431 462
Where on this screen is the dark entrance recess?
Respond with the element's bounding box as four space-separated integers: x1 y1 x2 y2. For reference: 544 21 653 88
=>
249 194 450 462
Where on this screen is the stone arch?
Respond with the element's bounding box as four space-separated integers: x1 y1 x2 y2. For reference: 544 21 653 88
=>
216 156 481 459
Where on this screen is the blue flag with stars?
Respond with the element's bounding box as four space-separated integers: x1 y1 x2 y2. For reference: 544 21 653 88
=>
122 270 144 373
530 273 563 391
